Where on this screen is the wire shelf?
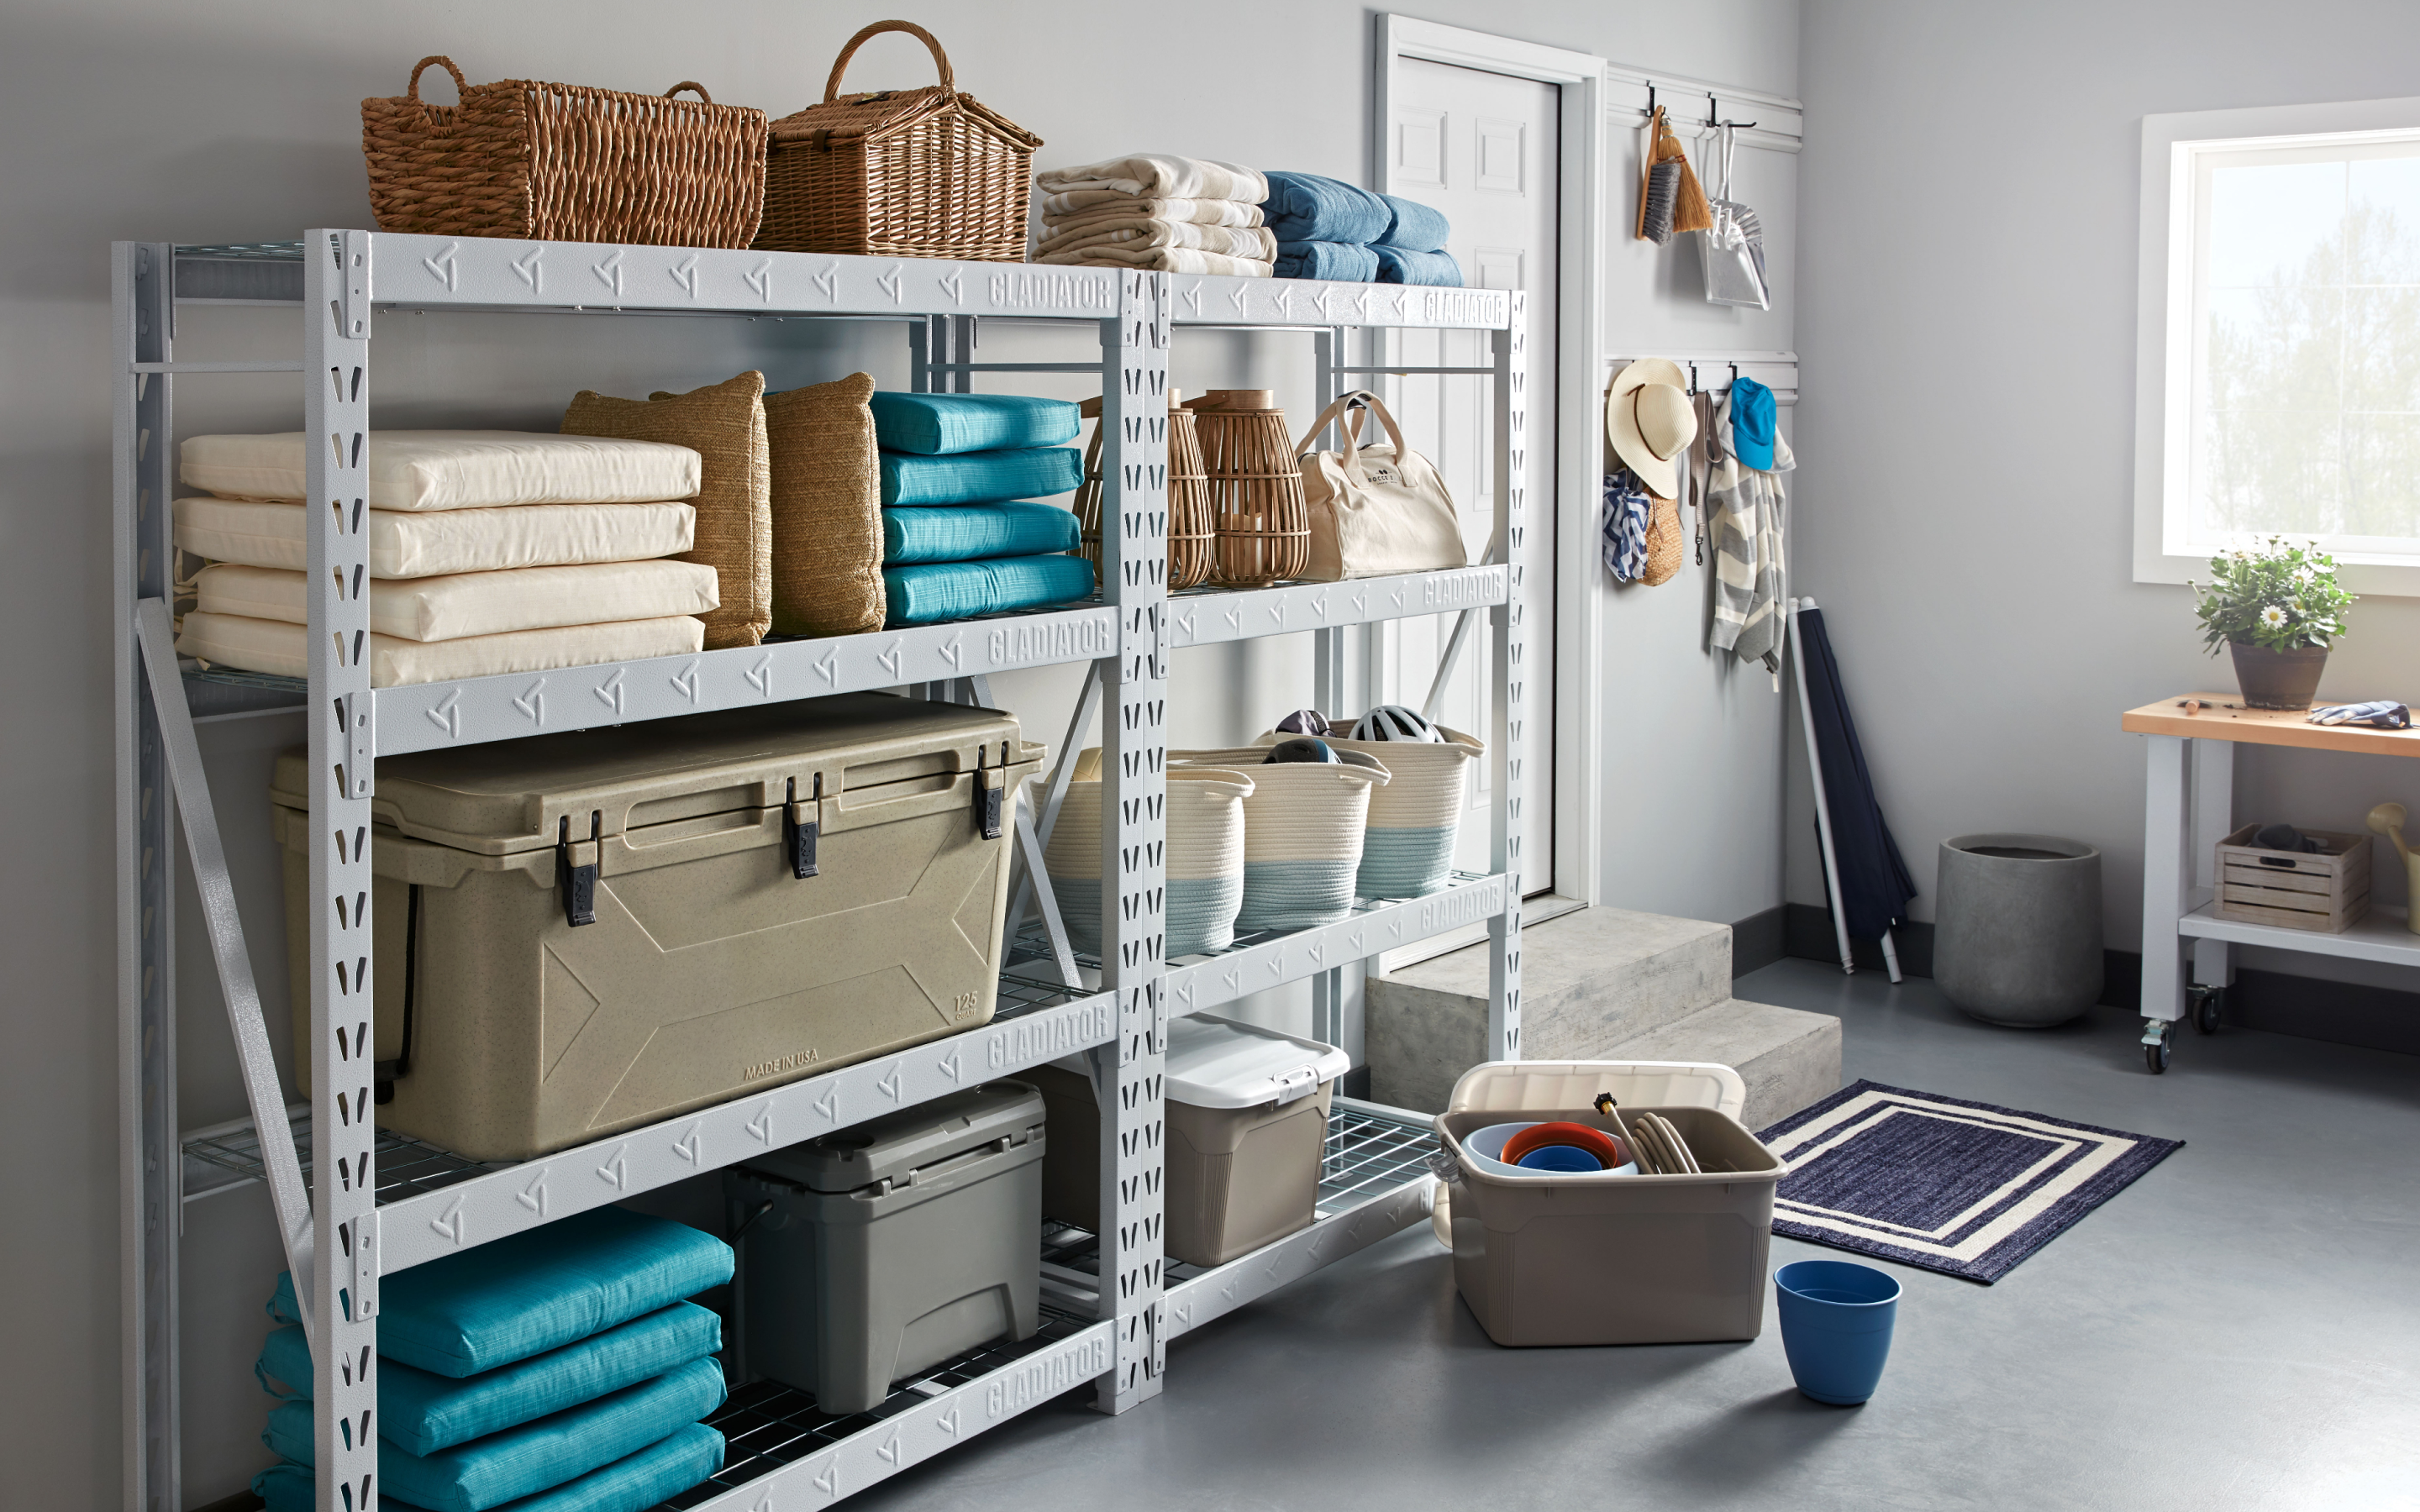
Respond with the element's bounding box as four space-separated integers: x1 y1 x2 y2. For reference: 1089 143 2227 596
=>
654 1310 1096 1510
1003 870 1496 978
180 1108 502 1205
177 971 1095 1206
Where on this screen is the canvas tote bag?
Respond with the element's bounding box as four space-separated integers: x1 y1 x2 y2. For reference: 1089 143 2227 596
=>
1292 390 1467 581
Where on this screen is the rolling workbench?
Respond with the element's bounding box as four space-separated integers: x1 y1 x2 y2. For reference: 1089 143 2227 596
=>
2123 692 2420 1073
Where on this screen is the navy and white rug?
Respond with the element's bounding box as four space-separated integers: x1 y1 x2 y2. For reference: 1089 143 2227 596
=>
1756 1081 2184 1284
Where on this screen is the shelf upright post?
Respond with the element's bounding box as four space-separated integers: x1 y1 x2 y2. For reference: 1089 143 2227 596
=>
115 240 181 1512
1486 296 1528 1063
304 229 383 1512
1093 270 1171 1415
1311 325 1348 1048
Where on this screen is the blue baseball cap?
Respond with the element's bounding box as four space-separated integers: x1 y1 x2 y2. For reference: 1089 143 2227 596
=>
1730 375 1777 471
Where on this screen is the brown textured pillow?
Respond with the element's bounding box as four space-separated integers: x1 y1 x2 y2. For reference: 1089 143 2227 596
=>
562 371 771 649
764 373 883 636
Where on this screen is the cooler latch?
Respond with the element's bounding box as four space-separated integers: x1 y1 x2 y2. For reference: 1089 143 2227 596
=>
973 741 1008 840
556 810 602 927
784 774 823 879
1271 1065 1322 1105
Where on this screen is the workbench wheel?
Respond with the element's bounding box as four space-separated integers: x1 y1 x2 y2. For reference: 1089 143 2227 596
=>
2194 990 2223 1036
2144 1039 2170 1074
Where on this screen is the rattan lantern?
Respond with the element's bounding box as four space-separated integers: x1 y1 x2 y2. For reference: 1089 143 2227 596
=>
1077 392 1213 591
1187 391 1308 587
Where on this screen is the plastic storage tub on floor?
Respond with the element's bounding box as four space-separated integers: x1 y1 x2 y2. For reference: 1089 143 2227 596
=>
1434 1060 1786 1347
1028 1014 1349 1267
271 695 1041 1161
727 1081 1045 1415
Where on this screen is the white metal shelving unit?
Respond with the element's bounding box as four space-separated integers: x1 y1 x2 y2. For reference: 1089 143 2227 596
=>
115 233 1524 1512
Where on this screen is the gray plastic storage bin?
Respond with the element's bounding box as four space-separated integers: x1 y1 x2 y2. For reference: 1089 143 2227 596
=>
271 694 1041 1161
1435 1061 1787 1347
1029 1014 1349 1267
727 1081 1045 1415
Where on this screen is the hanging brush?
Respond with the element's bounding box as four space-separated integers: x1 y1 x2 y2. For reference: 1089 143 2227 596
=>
1638 106 1714 243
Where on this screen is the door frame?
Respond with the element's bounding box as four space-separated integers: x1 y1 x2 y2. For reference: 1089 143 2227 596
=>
1376 14 1607 909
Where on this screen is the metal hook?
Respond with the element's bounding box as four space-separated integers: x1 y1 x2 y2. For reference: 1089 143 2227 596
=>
1707 92 1720 129
1688 362 1699 395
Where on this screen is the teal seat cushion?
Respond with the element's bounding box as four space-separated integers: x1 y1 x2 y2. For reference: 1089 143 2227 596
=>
255 1301 720 1456
882 502 1081 564
868 392 1081 454
881 447 1083 507
250 1422 723 1512
262 1357 725 1512
268 1207 732 1378
882 555 1097 627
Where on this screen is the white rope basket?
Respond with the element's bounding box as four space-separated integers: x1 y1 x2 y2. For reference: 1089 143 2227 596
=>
1046 764 1255 957
1173 746 1388 932
1260 718 1483 899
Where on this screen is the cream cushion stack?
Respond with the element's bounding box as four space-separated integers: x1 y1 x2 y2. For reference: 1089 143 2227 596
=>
173 430 715 687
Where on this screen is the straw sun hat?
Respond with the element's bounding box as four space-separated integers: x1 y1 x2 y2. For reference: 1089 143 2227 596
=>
1606 358 1698 498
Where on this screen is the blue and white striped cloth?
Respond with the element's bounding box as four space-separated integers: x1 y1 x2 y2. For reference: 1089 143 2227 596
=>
1602 469 1652 583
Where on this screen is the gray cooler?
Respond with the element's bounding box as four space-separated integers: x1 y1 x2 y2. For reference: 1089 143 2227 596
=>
728 1081 1045 1414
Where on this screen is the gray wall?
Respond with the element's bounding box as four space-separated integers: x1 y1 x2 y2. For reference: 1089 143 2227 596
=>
1794 0 2420 979
1597 118 1802 927
0 2 1797 1505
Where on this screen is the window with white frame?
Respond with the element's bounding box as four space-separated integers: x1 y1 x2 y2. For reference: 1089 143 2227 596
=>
2136 98 2420 594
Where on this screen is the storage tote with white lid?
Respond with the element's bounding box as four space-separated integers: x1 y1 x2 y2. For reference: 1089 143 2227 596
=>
1433 1059 1786 1347
1028 1013 1350 1267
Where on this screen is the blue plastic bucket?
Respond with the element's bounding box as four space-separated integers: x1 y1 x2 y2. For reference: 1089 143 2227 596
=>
1775 1260 1902 1404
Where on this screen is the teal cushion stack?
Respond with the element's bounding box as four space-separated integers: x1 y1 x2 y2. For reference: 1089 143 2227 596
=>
871 392 1092 626
253 1208 732 1512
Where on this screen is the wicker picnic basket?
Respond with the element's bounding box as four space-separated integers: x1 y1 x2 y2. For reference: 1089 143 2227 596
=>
1186 391 1309 587
1076 392 1214 591
755 21 1041 260
361 57 768 247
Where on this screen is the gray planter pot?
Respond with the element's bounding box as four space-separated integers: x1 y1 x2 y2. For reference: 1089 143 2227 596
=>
1934 834 2103 1028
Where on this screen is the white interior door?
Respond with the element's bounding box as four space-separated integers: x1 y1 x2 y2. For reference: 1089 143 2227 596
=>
1384 58 1559 895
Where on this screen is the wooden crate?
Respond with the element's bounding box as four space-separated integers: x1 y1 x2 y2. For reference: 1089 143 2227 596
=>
2213 824 2372 932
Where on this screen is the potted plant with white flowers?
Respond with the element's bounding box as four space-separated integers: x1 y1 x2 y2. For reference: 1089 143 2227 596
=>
2191 537 2354 710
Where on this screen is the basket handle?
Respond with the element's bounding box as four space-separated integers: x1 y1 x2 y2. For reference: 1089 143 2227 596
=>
663 81 713 103
406 55 470 105
824 20 955 103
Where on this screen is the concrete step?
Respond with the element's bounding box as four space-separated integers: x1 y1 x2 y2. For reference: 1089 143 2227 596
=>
1365 906 1734 1115
1604 998 1843 1133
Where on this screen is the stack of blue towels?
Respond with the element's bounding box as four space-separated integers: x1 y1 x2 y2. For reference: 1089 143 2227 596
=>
1265 172 1463 287
250 1208 734 1512
871 392 1094 627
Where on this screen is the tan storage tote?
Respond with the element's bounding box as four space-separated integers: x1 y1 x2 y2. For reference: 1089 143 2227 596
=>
271 694 1041 1162
1030 1013 1349 1267
1434 1059 1786 1347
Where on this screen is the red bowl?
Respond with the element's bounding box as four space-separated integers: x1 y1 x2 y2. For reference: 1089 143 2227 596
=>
1500 1121 1623 1168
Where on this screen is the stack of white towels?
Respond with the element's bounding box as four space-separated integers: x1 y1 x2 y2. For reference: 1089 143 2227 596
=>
172 432 721 687
1029 153 1274 277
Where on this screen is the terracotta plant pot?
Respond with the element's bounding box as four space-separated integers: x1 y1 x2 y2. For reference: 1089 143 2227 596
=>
2228 641 2328 710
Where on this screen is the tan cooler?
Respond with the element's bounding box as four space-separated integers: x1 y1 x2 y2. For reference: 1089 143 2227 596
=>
1435 1060 1787 1347
271 694 1042 1162
1030 1013 1349 1267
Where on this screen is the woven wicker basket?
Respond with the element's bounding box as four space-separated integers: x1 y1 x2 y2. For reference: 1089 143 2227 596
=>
1187 391 1309 587
361 57 767 247
756 22 1041 260
1266 719 1485 900
1077 392 1213 591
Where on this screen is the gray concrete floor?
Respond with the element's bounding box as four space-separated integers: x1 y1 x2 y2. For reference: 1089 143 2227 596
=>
848 961 2420 1512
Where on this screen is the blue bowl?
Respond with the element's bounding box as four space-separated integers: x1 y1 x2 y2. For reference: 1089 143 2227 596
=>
1515 1144 1603 1173
1775 1260 1902 1405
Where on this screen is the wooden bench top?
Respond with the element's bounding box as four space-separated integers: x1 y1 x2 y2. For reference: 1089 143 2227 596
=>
2123 693 2420 758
